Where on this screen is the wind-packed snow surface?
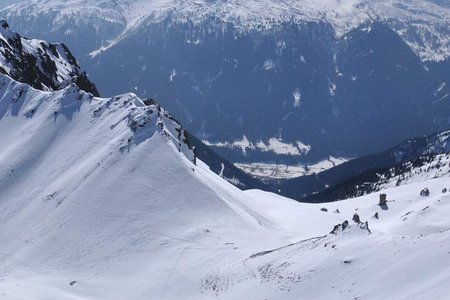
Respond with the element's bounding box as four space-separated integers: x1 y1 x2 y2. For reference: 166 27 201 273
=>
0 73 449 299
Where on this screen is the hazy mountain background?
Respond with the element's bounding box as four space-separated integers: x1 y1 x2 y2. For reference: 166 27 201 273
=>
0 1 16 9
2 0 448 174
0 4 450 299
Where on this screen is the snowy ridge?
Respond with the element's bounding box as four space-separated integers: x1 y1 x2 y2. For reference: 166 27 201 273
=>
376 153 450 190
0 76 194 168
301 130 450 202
341 152 450 200
0 72 280 298
0 20 98 95
0 72 273 233
392 129 450 164
3 0 449 61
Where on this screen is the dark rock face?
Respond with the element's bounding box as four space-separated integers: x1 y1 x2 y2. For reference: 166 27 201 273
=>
330 220 371 235
343 259 352 264
380 203 389 211
72 71 100 97
420 188 430 197
69 281 77 286
342 220 349 231
0 21 99 96
331 220 349 235
358 221 371 234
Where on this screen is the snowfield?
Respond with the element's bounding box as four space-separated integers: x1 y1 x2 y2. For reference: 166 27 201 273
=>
0 73 449 299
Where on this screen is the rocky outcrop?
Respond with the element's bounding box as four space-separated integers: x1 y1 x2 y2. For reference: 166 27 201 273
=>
0 20 99 96
420 188 430 197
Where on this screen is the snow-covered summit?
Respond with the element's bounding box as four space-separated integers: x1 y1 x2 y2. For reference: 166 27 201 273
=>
3 0 449 60
0 20 99 95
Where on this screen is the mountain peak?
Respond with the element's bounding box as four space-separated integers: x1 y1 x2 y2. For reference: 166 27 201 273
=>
0 20 99 96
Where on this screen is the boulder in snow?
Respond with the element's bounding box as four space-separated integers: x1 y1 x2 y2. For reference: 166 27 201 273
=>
420 188 430 197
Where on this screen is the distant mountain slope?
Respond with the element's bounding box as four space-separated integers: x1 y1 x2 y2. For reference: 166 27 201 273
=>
304 152 450 202
0 19 450 300
1 1 449 166
4 0 449 61
86 19 445 164
0 20 98 95
278 130 450 202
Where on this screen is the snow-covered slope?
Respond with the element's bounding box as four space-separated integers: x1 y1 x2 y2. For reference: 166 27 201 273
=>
0 20 98 95
0 31 449 299
4 0 449 61
0 74 449 298
239 182 450 299
307 149 450 202
0 73 278 298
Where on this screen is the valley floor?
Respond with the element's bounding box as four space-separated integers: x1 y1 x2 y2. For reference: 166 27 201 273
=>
235 157 349 179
